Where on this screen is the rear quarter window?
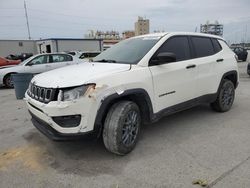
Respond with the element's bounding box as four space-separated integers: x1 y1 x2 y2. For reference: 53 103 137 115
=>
191 37 215 58
65 54 73 61
211 38 222 53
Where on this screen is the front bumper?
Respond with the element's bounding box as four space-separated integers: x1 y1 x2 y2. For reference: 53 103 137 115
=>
25 91 99 136
29 111 95 141
0 75 4 85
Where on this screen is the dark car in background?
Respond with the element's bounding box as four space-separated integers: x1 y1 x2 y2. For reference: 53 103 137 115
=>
231 47 248 61
247 63 250 76
6 53 33 62
79 51 100 62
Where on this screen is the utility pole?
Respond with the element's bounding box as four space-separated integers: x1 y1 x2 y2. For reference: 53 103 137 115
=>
24 0 31 39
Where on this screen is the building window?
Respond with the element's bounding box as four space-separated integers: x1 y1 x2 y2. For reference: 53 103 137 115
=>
18 42 23 47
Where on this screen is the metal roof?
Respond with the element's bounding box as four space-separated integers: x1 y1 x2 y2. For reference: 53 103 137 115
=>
36 38 103 42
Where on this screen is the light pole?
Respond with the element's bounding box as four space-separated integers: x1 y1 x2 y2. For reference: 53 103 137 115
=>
24 0 31 39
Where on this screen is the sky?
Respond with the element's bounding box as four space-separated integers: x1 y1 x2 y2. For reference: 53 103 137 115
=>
0 0 250 44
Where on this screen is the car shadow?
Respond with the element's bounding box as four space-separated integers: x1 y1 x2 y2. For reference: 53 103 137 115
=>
23 129 131 177
0 86 11 90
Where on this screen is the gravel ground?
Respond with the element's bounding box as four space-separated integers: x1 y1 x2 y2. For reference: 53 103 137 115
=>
0 61 249 188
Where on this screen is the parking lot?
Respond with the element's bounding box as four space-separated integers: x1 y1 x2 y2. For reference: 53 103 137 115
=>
0 61 249 188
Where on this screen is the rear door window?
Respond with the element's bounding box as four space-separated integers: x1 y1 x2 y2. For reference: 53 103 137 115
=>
51 54 73 63
191 37 215 58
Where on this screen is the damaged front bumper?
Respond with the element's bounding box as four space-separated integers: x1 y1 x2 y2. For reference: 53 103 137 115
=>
29 111 95 141
25 91 100 140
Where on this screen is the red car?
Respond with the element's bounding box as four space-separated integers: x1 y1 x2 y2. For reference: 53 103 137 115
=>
0 56 21 67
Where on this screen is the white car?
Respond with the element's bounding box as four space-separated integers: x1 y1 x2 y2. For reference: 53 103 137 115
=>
0 53 82 88
25 32 238 155
65 51 83 57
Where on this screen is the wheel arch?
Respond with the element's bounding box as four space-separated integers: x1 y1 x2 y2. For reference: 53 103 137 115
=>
3 72 18 84
93 88 154 136
3 72 18 79
220 70 238 89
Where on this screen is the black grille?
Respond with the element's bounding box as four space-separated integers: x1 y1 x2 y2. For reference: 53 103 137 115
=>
27 83 57 103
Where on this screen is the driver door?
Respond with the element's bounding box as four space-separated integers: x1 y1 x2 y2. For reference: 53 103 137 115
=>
149 36 197 112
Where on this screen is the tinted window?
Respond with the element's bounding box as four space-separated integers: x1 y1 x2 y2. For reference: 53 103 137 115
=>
156 36 191 61
65 54 73 61
238 48 244 52
192 37 214 58
233 48 239 53
211 38 222 53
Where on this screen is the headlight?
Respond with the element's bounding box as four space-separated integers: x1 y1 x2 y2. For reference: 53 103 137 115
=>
58 84 95 101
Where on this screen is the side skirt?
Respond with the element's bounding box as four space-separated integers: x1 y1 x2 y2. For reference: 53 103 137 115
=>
151 93 217 123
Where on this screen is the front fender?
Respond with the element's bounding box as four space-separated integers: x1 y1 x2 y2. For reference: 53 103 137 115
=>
93 88 154 135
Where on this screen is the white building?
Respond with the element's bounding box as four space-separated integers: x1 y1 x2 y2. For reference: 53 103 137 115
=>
36 38 103 54
135 16 150 36
0 38 103 57
0 40 36 57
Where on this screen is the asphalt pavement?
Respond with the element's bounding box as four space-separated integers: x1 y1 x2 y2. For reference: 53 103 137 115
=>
0 61 249 188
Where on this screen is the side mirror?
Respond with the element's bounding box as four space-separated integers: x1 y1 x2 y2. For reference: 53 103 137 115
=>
152 52 176 65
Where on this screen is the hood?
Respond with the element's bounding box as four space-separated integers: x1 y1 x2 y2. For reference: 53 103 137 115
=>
32 62 131 88
0 65 18 69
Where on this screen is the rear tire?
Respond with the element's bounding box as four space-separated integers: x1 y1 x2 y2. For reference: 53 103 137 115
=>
211 79 235 112
103 101 141 155
3 74 14 88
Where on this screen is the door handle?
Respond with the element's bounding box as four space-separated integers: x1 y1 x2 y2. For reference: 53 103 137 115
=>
216 58 224 62
186 64 196 69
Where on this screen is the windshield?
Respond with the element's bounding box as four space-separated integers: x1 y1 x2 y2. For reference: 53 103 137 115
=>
93 36 161 64
19 55 35 65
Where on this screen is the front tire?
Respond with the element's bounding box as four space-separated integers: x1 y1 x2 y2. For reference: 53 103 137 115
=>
211 79 235 112
4 74 14 88
103 101 141 155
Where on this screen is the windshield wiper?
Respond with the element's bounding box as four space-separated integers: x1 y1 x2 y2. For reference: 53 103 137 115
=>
95 59 117 63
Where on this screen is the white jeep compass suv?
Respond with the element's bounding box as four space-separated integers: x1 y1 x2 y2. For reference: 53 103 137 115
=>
25 32 238 155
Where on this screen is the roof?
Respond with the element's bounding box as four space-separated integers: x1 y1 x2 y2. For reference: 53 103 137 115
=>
0 39 36 42
136 32 224 40
36 38 103 42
